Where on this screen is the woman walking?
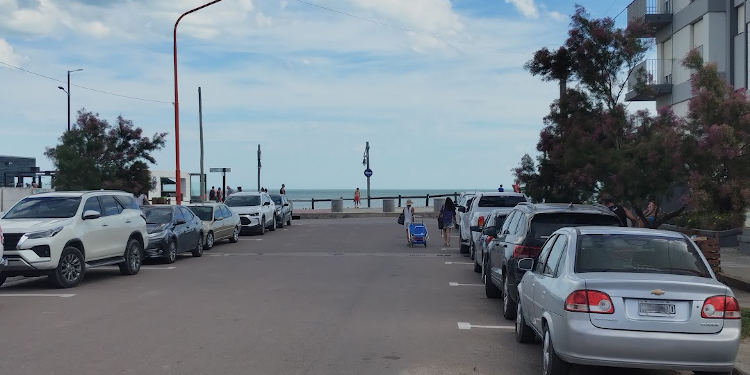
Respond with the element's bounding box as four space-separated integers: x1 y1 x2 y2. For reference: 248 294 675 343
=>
403 199 415 244
440 198 456 247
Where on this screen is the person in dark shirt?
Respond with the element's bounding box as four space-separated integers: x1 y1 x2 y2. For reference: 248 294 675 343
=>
600 196 636 227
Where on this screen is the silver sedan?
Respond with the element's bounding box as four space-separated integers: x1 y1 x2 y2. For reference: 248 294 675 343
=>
515 226 741 375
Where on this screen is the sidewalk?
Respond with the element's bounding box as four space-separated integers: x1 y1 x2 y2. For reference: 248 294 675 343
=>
295 206 438 219
719 248 750 375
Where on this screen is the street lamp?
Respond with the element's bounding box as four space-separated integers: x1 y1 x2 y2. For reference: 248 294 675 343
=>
173 0 223 205
58 69 83 132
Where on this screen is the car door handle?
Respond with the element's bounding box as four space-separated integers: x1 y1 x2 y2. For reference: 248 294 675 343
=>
125 220 132 223
102 224 109 227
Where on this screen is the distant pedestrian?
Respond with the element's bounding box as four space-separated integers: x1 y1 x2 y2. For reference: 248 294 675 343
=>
280 184 286 195
354 188 361 208
217 187 223 202
31 181 38 188
439 198 456 247
136 191 148 206
497 185 504 192
209 186 216 201
226 186 234 197
600 196 635 227
643 197 657 227
237 186 242 192
402 199 415 244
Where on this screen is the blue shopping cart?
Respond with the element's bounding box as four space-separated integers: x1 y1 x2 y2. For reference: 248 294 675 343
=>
408 218 428 248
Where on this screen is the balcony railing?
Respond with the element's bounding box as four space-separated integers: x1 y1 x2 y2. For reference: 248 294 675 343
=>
627 0 673 37
626 59 673 101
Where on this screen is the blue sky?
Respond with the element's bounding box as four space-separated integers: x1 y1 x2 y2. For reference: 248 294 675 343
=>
0 0 651 190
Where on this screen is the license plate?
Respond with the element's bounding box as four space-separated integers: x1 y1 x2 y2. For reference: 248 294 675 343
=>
639 301 676 315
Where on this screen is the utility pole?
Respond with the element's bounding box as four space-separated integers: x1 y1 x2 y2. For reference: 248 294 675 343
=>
363 141 372 208
257 144 262 192
57 68 82 132
198 87 205 201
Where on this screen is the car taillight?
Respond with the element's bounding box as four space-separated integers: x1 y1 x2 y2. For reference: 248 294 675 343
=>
485 236 494 244
512 245 541 258
564 290 614 314
477 216 485 227
701 296 741 319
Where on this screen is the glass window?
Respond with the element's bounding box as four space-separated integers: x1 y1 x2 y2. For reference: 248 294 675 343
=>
3 196 82 219
188 206 213 221
142 207 173 224
494 214 507 229
501 211 518 234
535 235 557 273
221 205 232 218
180 207 195 220
173 207 185 222
99 195 123 217
544 236 567 276
270 194 283 205
114 195 139 210
575 234 710 277
225 195 261 207
82 197 102 215
527 213 621 247
477 195 526 208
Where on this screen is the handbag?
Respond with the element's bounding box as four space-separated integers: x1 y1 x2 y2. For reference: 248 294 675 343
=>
397 212 405 225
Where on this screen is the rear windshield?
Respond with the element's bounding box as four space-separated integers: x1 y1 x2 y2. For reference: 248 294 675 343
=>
528 213 621 247
225 195 260 207
575 234 710 277
3 196 81 219
270 195 282 205
188 206 213 221
477 195 526 208
142 207 173 224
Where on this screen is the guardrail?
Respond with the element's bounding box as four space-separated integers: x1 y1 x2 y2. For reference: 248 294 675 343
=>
290 192 460 210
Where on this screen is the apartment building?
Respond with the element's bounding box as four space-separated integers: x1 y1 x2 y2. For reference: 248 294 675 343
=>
626 0 748 116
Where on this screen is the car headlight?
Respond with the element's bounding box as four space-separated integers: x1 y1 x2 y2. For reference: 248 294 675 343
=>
24 226 64 239
249 213 259 217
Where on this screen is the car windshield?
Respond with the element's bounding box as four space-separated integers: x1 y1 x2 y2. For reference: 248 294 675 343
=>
3 196 81 219
142 207 172 224
528 213 621 247
477 195 525 208
225 195 261 207
188 206 213 221
575 234 710 277
270 195 283 205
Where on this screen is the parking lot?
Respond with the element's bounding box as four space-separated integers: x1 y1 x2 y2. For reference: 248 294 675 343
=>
0 217 693 375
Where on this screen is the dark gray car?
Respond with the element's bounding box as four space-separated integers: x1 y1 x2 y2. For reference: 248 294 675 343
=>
142 206 204 263
270 194 292 228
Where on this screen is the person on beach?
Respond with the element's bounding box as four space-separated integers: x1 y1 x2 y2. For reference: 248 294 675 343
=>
497 185 504 192
209 186 216 201
643 197 657 227
280 184 286 195
217 187 223 202
439 198 456 247
403 199 415 244
354 188 361 208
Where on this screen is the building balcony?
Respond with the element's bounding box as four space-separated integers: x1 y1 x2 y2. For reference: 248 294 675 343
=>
627 0 672 37
625 59 673 101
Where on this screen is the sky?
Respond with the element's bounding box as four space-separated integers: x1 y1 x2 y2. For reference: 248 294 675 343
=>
0 0 653 190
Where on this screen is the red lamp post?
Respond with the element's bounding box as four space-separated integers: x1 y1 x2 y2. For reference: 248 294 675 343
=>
173 0 223 205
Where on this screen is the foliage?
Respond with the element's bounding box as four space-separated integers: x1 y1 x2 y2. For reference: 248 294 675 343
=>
669 211 744 231
45 110 166 194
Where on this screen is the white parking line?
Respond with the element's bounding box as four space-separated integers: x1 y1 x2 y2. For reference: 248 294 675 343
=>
141 266 176 270
445 261 473 265
239 238 263 241
457 322 514 330
0 293 75 298
449 282 483 287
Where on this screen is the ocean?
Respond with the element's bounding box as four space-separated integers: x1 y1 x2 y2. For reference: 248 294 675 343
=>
282 189 483 209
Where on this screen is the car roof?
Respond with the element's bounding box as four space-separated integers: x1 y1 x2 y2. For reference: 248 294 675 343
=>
570 226 686 239
229 192 262 196
476 192 525 198
514 203 613 215
489 208 511 216
186 202 222 207
30 190 130 198
141 205 174 210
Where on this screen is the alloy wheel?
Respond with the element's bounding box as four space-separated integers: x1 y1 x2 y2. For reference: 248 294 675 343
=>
129 243 141 270
233 227 239 241
61 253 82 283
207 232 214 249
543 331 551 375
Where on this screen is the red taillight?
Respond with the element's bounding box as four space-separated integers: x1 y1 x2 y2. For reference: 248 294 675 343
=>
485 236 494 244
512 245 541 258
701 296 741 319
477 216 485 227
564 290 614 314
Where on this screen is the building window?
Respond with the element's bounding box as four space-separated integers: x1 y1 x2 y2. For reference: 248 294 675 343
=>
738 5 746 35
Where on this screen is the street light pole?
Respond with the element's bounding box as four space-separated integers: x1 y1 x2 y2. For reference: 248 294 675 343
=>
363 141 371 208
58 68 82 132
198 87 205 202
257 144 261 192
173 0 223 205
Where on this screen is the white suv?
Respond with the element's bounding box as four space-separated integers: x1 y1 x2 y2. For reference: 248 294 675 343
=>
225 192 276 235
0 191 148 288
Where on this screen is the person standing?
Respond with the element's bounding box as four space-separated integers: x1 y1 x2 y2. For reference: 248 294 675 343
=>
600 196 636 227
217 187 223 202
643 197 657 228
439 198 456 247
280 184 286 195
226 186 234 197
354 188 361 208
403 199 415 244
209 186 216 201
136 191 148 206
497 185 504 192
237 186 242 192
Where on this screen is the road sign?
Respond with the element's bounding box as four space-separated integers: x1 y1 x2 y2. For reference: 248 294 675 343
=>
210 168 231 173
364 168 373 178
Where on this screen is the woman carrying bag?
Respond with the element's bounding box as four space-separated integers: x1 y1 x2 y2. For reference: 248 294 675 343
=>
402 199 415 244
439 198 456 247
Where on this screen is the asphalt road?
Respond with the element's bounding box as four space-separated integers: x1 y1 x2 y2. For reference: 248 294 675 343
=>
0 218 687 375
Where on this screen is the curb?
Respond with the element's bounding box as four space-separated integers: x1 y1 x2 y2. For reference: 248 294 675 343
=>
294 212 440 220
718 273 750 293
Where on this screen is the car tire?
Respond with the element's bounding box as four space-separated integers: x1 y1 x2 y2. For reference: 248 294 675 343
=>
287 215 292 226
49 246 85 288
163 240 177 264
542 328 569 375
484 258 502 299
469 241 475 260
515 301 535 344
205 231 214 249
270 217 277 231
502 276 517 320
191 234 203 257
119 238 142 276
0 274 6 287
229 226 239 243
259 217 266 235
278 217 284 229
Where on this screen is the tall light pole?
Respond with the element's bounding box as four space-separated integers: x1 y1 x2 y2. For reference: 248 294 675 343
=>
363 141 371 208
173 0 223 205
57 68 82 132
257 144 261 192
198 87 205 201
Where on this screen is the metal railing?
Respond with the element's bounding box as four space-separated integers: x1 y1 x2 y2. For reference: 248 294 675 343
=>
627 59 673 91
628 0 672 24
290 192 461 210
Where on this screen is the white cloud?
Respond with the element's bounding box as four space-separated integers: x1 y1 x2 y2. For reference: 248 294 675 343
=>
546 10 566 21
0 38 23 65
505 0 539 19
350 0 463 35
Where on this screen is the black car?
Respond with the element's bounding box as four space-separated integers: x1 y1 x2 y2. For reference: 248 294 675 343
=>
481 203 621 320
141 205 204 263
269 194 292 228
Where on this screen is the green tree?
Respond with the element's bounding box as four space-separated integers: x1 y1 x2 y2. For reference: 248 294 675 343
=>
45 109 167 193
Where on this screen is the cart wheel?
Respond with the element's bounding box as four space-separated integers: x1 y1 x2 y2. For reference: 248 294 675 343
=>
424 241 428 248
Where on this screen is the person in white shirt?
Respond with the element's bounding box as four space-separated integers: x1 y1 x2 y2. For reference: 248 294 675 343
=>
403 199 415 244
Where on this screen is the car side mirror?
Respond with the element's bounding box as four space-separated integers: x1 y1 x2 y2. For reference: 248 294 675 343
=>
518 258 534 272
458 207 466 213
284 203 290 207
483 227 498 237
82 210 101 220
470 225 481 232
263 201 271 206
175 219 187 225
215 216 223 221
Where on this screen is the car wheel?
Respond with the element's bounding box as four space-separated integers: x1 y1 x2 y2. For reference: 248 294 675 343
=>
259 217 266 235
542 328 569 375
473 248 481 273
484 257 502 299
270 216 277 231
502 276 517 320
119 238 142 275
0 274 6 287
287 215 292 226
229 226 240 243
515 301 535 343
163 240 177 264
205 231 214 249
49 246 85 288
191 234 203 257
278 216 284 228
469 241 475 260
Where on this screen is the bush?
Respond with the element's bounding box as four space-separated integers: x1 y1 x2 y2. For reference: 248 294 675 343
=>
669 211 744 231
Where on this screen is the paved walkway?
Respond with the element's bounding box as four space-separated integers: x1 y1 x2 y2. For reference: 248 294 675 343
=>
719 247 750 374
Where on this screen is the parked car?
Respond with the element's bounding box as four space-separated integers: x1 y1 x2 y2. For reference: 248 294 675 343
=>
482 203 621 320
186 203 240 249
225 192 276 235
141 205 204 263
470 209 508 273
459 192 526 257
0 223 5 273
455 192 475 229
269 194 293 228
0 191 147 288
515 227 740 375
